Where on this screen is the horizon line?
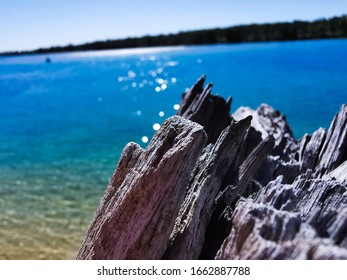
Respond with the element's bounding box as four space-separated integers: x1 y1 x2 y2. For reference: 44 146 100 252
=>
2 14 346 55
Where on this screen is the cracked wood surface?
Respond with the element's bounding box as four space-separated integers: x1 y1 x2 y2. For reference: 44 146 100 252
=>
78 76 347 260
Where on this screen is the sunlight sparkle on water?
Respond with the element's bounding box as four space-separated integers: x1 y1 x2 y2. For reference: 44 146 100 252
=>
153 123 161 131
156 78 164 84
128 70 136 78
67 46 186 58
166 61 178 67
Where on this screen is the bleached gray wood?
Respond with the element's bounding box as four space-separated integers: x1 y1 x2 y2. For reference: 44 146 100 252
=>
166 116 252 259
77 116 207 259
316 105 347 175
216 200 347 260
177 75 232 143
78 75 347 260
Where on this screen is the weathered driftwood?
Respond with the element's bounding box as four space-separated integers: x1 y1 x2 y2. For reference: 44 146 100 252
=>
77 116 207 259
165 116 252 259
78 76 347 260
315 105 347 175
177 75 232 144
216 200 347 260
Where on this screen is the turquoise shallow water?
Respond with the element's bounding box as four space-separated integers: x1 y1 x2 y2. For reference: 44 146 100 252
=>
1 39 347 259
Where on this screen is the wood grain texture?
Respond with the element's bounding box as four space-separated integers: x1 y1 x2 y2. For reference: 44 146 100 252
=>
77 116 207 259
78 76 347 260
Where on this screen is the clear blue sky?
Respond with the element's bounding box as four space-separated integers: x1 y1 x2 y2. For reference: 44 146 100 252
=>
1 0 346 52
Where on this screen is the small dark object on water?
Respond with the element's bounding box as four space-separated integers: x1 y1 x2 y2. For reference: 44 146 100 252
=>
45 57 51 63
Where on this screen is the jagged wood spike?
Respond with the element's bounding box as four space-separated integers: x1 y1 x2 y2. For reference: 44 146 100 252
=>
216 200 347 260
177 75 232 143
77 116 207 259
165 116 252 259
316 104 347 175
177 75 206 116
77 75 347 260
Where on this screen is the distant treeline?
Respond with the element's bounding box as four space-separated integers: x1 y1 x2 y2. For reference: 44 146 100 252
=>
2 15 347 56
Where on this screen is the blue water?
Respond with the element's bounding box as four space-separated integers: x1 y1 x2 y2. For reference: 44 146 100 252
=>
1 39 347 259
